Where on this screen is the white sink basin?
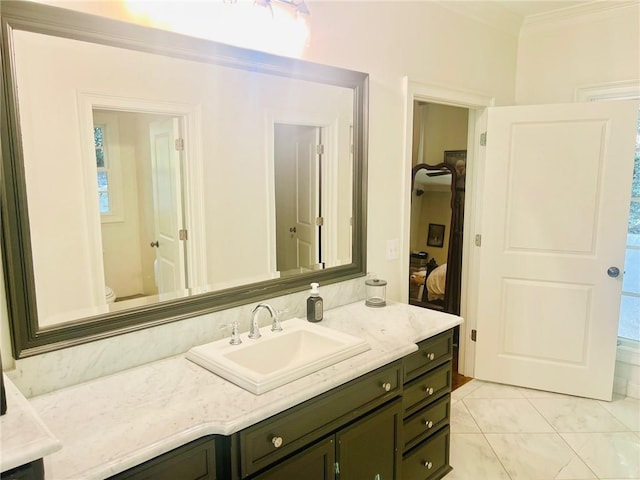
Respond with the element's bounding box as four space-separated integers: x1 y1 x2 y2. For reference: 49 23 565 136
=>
186 318 370 394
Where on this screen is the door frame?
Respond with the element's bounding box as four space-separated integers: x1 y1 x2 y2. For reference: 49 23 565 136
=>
401 78 494 377
77 93 207 296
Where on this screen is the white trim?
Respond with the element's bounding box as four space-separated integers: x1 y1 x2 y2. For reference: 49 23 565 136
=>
523 1 639 30
574 80 640 103
433 1 522 37
76 92 207 293
401 78 495 378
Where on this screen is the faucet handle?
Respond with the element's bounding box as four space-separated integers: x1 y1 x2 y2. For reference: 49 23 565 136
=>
220 321 242 345
271 308 288 332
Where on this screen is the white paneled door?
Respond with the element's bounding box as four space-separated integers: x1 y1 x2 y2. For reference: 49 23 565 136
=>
474 101 639 400
274 124 320 273
149 117 186 295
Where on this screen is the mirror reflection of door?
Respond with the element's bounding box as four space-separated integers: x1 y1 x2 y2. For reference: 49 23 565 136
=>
149 117 187 296
274 123 321 275
94 109 188 304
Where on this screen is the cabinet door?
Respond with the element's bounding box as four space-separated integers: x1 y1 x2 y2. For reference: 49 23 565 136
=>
253 437 335 480
336 400 401 480
108 437 216 480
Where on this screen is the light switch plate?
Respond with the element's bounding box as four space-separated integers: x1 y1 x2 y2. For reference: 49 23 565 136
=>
386 239 399 260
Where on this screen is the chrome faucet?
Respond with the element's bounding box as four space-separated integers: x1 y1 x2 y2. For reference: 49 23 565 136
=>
249 303 278 339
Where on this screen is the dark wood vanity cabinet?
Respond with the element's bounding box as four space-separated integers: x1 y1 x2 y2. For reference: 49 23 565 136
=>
234 361 403 480
1 459 44 480
108 436 217 480
253 400 402 480
401 330 453 480
107 329 455 480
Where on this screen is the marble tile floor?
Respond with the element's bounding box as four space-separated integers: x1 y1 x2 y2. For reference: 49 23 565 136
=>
444 380 640 480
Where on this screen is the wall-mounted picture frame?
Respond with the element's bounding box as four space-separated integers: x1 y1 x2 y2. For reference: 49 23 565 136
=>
427 223 445 248
444 150 467 190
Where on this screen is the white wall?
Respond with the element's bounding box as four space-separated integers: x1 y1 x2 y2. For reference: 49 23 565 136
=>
1 1 518 385
515 3 640 104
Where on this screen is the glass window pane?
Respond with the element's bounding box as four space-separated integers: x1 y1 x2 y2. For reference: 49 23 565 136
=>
622 248 640 294
619 294 640 342
98 191 110 214
97 171 108 192
631 152 639 197
94 126 105 168
629 200 640 236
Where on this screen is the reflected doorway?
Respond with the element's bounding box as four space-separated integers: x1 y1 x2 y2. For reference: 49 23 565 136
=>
93 109 188 303
274 123 323 275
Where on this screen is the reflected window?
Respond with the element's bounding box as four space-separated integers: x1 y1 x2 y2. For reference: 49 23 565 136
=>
94 124 111 214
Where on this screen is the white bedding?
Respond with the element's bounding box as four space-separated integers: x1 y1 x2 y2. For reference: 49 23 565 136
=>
410 263 447 302
426 263 446 301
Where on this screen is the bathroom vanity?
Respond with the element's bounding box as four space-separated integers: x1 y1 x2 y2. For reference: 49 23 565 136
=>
7 302 461 480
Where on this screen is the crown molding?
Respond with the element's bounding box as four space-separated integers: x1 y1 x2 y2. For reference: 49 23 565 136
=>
434 1 523 37
522 0 639 29
435 1 638 36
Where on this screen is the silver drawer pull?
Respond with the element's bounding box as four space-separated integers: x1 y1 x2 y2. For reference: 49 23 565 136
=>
271 436 283 448
424 461 433 469
424 420 433 429
424 387 434 395
382 382 392 392
425 352 435 360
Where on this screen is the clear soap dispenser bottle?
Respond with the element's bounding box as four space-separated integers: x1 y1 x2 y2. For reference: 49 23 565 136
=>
306 282 323 322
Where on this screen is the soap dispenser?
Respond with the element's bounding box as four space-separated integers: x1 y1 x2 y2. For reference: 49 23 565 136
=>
306 282 323 322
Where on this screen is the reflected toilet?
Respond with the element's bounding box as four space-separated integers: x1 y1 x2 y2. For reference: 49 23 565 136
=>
105 286 116 304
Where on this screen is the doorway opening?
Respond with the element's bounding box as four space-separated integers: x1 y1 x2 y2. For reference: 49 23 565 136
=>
93 109 188 305
274 123 323 276
408 101 470 390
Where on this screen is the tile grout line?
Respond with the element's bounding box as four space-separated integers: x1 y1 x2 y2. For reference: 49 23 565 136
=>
522 393 603 479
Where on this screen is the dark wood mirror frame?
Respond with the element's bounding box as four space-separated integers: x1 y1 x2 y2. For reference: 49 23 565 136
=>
410 163 463 315
0 1 368 358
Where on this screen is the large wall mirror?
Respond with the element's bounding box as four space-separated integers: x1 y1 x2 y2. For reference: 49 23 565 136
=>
0 1 368 358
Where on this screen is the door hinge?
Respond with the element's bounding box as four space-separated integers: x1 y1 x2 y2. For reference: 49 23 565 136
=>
179 229 188 240
471 329 477 342
175 138 185 151
480 132 487 146
316 144 325 155
334 462 340 474
475 234 482 247
316 216 324 226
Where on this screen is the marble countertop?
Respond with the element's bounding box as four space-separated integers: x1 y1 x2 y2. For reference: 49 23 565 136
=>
0 374 61 473
26 301 462 479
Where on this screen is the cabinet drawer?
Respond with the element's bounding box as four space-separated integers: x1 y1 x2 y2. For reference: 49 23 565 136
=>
403 362 451 416
402 426 451 480
404 330 453 383
403 394 450 452
239 361 401 477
